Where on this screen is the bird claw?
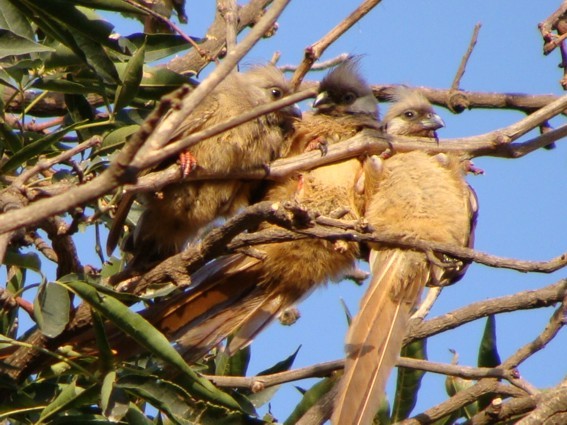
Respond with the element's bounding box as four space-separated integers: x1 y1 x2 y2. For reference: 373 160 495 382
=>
304 136 328 156
179 151 198 178
465 160 484 175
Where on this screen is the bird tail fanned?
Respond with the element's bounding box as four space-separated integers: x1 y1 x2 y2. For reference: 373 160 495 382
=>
332 249 428 425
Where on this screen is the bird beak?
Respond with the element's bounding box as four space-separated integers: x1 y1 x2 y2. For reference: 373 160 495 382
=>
421 113 445 131
313 91 333 110
285 103 302 119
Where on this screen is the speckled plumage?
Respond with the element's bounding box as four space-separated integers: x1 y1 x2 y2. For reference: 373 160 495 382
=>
333 89 477 425
107 65 299 267
136 59 380 362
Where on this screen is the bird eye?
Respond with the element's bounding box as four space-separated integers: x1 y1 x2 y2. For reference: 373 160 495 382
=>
343 92 356 104
270 87 283 99
404 111 415 118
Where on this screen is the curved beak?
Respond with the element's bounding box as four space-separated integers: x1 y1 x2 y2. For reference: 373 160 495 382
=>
421 113 445 131
313 91 333 111
285 103 302 119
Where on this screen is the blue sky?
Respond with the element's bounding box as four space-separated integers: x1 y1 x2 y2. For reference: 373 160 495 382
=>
46 1 567 421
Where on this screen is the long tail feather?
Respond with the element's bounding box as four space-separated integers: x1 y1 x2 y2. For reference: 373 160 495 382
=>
332 249 428 425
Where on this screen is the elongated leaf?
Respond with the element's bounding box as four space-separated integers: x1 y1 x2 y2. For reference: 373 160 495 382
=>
247 346 301 408
215 337 250 377
478 315 501 368
477 315 501 410
114 41 145 113
60 0 143 15
3 249 41 271
0 0 33 39
0 30 55 56
101 371 129 422
98 124 139 155
391 339 427 422
0 122 83 173
20 0 120 52
445 350 478 420
32 77 102 95
34 282 71 338
126 33 199 63
0 122 21 152
283 375 339 425
119 374 258 425
59 279 240 411
39 382 83 422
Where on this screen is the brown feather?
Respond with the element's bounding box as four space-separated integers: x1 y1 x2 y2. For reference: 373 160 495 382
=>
332 89 475 425
106 64 299 266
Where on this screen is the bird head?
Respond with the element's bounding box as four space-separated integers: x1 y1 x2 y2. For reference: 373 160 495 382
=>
245 64 302 120
382 87 444 137
313 59 379 119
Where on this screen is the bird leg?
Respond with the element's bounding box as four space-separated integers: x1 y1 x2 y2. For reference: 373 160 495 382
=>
178 150 198 178
304 136 329 156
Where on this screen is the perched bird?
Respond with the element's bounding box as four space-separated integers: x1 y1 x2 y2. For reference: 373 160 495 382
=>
106 64 300 267
126 59 381 362
332 88 478 425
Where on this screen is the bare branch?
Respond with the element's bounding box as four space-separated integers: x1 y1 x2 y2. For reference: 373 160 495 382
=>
406 280 567 344
290 0 383 89
451 23 482 92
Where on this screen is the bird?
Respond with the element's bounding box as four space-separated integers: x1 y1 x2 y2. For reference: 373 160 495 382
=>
332 88 478 425
106 64 301 268
120 58 381 362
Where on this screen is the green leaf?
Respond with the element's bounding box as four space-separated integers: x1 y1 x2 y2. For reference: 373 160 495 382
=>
59 279 241 411
477 315 501 410
3 249 41 272
0 122 21 153
59 0 143 15
32 76 103 95
0 0 34 39
101 371 130 422
98 124 139 155
478 315 501 368
0 30 55 56
0 121 83 173
21 0 120 52
247 346 301 408
283 375 339 425
215 337 250 377
445 350 478 420
34 282 71 338
124 404 154 425
114 41 145 114
126 33 199 63
136 67 192 99
256 346 301 377
39 382 83 422
391 339 427 422
118 374 253 425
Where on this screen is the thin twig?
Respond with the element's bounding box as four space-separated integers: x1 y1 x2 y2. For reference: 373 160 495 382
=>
122 0 207 58
13 136 101 188
218 0 238 55
406 280 567 344
290 0 383 89
202 357 515 390
131 0 292 169
451 23 482 91
279 53 350 73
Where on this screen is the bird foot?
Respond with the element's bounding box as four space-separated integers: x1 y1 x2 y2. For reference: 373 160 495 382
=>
179 151 198 178
304 136 328 156
333 240 350 253
465 160 484 175
279 307 301 326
